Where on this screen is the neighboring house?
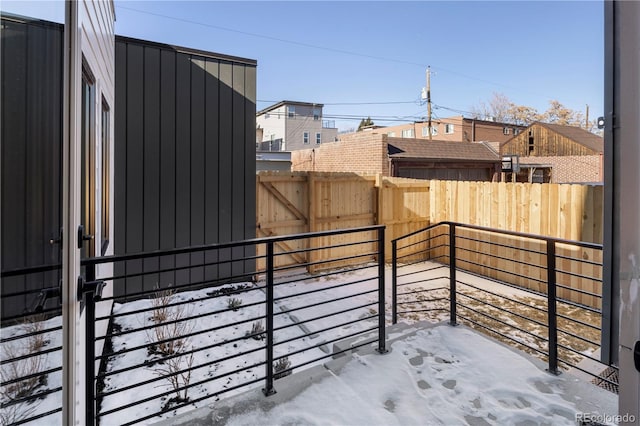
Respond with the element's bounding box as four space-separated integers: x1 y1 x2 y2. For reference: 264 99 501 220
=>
344 116 526 143
500 122 604 183
291 132 500 181
256 100 338 151
256 151 292 172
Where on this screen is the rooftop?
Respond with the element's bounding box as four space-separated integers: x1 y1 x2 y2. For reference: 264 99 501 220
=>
387 138 500 162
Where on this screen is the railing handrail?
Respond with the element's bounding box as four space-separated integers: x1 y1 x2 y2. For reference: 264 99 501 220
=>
391 221 603 250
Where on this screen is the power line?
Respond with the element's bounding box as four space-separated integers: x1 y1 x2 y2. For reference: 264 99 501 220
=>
257 99 422 106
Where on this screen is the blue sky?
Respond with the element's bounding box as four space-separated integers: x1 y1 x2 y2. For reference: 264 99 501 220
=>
2 1 603 131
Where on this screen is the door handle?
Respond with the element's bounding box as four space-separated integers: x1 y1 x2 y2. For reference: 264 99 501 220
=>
77 225 94 249
634 341 640 373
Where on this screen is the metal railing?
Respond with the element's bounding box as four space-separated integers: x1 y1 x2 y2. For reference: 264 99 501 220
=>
392 221 616 390
87 225 385 425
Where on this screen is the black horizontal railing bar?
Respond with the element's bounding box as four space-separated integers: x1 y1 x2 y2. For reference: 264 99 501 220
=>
273 301 377 337
112 375 267 426
271 237 380 260
396 297 448 307
455 247 548 275
87 225 386 267
393 256 441 270
1 364 62 387
457 314 549 358
0 325 63 343
270 251 379 275
396 307 447 316
116 375 268 426
395 263 448 278
1 308 62 324
276 325 378 362
456 236 546 257
556 267 603 283
559 346 616 369
396 276 449 288
458 290 549 329
456 258 548 286
396 233 447 252
99 344 267 400
97 266 261 300
555 283 602 299
274 313 377 346
1 286 62 299
274 289 377 318
0 345 62 365
11 407 62 426
456 280 548 316
1 263 62 278
271 263 376 287
396 286 447 297
456 301 548 343
98 283 266 322
556 311 601 331
555 254 603 268
284 328 379 369
557 328 600 347
392 223 449 243
454 268 548 300
396 242 450 260
555 297 601 314
1 385 63 408
557 343 604 366
273 275 376 304
97 312 267 364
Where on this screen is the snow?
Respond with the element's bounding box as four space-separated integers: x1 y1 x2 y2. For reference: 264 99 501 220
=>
223 325 618 426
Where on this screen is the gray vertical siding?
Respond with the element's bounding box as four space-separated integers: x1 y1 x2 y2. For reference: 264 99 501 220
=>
114 36 257 296
1 16 63 319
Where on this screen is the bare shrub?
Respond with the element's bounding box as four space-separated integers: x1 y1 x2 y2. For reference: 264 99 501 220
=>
0 339 47 425
227 297 242 311
146 285 193 357
245 321 265 341
273 356 292 380
153 350 195 409
21 314 47 352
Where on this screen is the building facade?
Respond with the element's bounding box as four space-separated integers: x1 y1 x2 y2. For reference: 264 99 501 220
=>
256 100 338 151
348 116 526 143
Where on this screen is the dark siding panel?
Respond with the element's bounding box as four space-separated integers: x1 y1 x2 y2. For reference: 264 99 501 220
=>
218 62 233 279
114 40 128 296
159 49 176 287
143 47 161 290
175 52 191 286
244 65 257 270
190 58 205 284
204 60 219 282
125 43 144 295
231 64 245 277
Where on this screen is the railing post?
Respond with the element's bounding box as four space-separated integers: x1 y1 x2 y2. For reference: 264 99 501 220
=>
377 227 387 354
392 239 398 325
546 240 559 375
263 241 276 395
84 262 96 426
449 223 457 326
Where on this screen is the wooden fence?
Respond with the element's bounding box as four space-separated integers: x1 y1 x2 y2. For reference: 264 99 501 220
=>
256 172 604 307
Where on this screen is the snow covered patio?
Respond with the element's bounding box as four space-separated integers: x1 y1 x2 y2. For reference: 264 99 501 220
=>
158 322 618 426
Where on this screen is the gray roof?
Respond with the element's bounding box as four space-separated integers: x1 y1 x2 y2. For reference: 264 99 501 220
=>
387 138 500 162
257 100 324 116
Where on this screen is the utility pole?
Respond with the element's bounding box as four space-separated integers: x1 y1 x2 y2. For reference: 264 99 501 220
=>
426 66 432 141
585 104 589 129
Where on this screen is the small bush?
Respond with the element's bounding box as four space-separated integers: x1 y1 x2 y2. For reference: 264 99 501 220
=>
273 356 292 380
227 297 242 312
245 321 265 341
145 284 193 356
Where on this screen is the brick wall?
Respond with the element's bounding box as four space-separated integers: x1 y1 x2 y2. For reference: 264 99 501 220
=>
291 132 390 175
519 154 603 183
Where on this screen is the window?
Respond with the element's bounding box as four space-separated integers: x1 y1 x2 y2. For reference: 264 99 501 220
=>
444 124 455 134
81 65 96 258
316 132 321 144
431 125 438 136
265 113 270 119
287 105 295 117
401 129 415 138
303 131 309 144
421 126 438 137
387 132 396 137
503 127 511 135
313 108 321 121
528 136 534 155
101 99 110 255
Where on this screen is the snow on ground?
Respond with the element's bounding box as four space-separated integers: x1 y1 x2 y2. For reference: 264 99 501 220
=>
224 324 618 426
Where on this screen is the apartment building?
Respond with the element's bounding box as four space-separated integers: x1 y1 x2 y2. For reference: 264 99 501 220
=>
256 100 338 151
